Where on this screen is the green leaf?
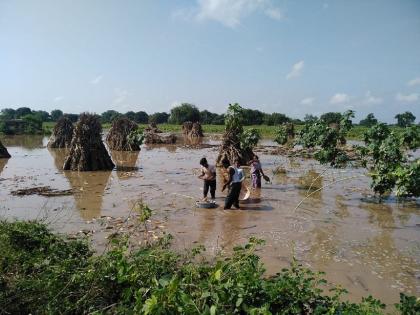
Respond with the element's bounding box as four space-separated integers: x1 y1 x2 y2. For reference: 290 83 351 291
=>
214 269 222 281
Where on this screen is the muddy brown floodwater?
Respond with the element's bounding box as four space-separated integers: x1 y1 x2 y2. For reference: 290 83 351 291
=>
0 134 419 304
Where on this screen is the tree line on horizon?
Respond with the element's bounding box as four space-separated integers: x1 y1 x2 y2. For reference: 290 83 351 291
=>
0 103 417 128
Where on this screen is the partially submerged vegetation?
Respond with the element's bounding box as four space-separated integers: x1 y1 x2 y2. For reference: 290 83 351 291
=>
47 116 74 148
182 121 204 138
106 117 142 151
144 122 177 144
295 112 420 197
217 103 260 165
63 113 114 171
0 220 418 314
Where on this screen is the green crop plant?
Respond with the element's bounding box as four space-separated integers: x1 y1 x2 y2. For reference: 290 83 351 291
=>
297 114 420 197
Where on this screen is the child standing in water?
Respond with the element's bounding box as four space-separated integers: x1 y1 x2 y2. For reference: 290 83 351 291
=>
198 157 217 201
249 155 267 188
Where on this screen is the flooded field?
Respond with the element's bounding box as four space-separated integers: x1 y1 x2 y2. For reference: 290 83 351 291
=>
0 134 419 304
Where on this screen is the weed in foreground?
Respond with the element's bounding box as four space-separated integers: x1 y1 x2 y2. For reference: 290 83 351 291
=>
0 220 418 314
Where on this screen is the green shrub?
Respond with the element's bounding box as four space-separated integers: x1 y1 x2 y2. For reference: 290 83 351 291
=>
0 220 417 314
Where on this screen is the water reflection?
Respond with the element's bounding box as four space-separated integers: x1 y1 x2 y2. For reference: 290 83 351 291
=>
182 135 203 146
48 148 68 172
111 150 140 175
1 135 44 149
0 158 8 176
63 171 111 220
297 169 323 200
357 202 419 294
145 144 177 153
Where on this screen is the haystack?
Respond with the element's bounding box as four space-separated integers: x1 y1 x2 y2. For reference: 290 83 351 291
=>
63 113 114 171
216 130 253 166
144 132 177 144
216 104 256 166
182 121 204 137
144 122 162 133
0 140 11 159
106 117 140 151
47 116 74 148
144 122 176 144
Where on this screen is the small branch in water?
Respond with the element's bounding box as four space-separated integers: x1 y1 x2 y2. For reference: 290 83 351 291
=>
294 174 366 211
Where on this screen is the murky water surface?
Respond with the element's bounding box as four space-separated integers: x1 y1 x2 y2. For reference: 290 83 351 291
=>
0 134 419 303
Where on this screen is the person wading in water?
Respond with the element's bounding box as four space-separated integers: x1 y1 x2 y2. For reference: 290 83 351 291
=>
222 158 244 209
198 157 217 201
248 154 267 189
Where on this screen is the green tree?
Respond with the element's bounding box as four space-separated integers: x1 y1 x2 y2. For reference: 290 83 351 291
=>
395 111 416 127
242 109 265 125
0 108 16 120
169 103 200 124
64 113 79 123
200 110 220 124
101 110 122 123
264 112 291 125
359 113 378 127
15 107 32 118
22 114 43 134
149 112 169 124
134 111 149 124
320 112 342 125
33 110 50 122
51 109 63 121
124 111 137 121
304 114 318 123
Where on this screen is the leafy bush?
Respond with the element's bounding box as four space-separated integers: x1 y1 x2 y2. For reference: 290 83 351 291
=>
225 103 245 133
274 125 288 145
2 220 415 314
360 124 420 196
22 114 43 134
240 128 261 150
127 127 145 148
297 110 354 167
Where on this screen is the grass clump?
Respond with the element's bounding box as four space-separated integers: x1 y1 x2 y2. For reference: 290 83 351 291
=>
0 220 418 314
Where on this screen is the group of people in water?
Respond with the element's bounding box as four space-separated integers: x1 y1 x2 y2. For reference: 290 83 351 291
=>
198 155 267 210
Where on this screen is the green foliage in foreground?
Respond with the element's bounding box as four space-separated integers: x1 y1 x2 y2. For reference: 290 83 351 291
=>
0 221 418 314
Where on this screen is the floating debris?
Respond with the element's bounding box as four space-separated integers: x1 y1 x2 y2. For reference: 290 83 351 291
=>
11 186 74 197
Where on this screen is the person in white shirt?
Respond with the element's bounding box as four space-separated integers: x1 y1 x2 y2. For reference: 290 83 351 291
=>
198 157 217 200
222 158 244 209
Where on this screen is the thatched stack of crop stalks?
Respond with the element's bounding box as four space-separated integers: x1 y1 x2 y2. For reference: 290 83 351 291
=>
0 140 11 159
143 122 176 144
106 117 140 151
182 121 203 138
144 132 176 144
47 116 74 148
63 113 114 171
216 130 253 166
182 121 193 134
144 122 162 133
